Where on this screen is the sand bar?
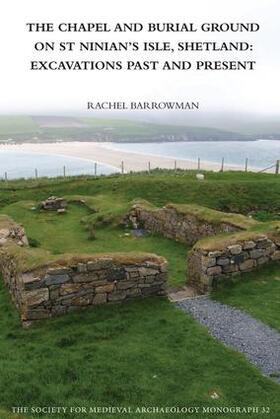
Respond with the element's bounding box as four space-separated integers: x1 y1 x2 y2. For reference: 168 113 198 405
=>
0 141 252 172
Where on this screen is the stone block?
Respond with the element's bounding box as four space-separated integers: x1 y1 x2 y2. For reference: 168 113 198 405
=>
22 288 49 307
45 273 70 286
159 263 168 272
222 264 238 274
141 285 163 296
250 249 264 259
116 281 136 290
51 305 68 316
256 238 273 249
233 253 248 264
154 273 167 282
202 256 216 268
228 245 242 255
264 245 276 256
207 266 222 276
0 228 10 239
108 291 127 302
49 286 60 300
73 273 99 283
126 271 139 278
239 259 255 271
216 257 230 266
71 295 93 306
60 283 85 296
88 258 113 270
77 263 87 273
110 267 126 281
92 293 107 305
95 284 115 293
271 250 280 261
126 288 142 297
22 274 45 290
138 283 153 288
145 276 156 283
24 309 50 320
208 251 222 258
243 241 256 250
257 256 269 265
46 267 72 275
138 267 154 276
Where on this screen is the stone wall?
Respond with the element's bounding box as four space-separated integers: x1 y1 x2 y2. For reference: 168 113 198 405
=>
1 251 167 327
188 234 280 293
19 256 167 326
128 202 253 246
0 216 167 327
0 215 29 247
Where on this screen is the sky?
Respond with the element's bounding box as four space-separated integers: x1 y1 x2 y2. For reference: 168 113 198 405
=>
1 0 279 118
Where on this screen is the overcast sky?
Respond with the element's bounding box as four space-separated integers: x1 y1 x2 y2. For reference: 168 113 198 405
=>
1 0 279 117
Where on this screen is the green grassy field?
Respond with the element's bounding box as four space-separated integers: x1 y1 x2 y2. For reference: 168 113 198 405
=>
0 200 187 288
0 170 280 216
0 286 280 419
0 171 280 418
213 263 280 331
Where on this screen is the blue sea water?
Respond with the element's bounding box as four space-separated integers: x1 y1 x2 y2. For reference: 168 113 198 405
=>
106 140 280 170
1 140 280 179
0 150 117 180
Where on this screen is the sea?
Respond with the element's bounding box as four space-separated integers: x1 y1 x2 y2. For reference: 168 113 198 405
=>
104 140 280 171
0 140 280 179
0 150 118 180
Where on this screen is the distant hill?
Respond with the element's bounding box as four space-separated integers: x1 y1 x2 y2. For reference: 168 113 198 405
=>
0 115 271 143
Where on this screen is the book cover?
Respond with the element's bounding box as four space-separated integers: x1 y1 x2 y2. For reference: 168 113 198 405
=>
0 1 279 418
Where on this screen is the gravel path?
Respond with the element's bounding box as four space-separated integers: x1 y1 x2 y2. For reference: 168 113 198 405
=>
177 297 280 382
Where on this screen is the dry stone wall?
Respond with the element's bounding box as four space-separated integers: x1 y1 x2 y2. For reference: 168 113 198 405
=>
0 216 29 247
1 255 167 327
128 203 246 246
188 234 280 293
0 216 167 327
19 256 167 326
128 202 280 294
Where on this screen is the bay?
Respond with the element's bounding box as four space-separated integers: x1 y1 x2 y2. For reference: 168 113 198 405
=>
0 150 117 180
105 140 280 170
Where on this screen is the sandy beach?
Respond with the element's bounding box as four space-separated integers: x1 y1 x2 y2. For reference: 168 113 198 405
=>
0 141 247 173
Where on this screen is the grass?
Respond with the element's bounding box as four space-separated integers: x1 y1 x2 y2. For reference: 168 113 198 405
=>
213 263 280 331
137 201 258 230
1 170 280 216
0 200 187 287
0 284 279 419
0 172 280 417
193 220 280 251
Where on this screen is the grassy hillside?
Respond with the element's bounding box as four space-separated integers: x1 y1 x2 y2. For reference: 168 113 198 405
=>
0 170 280 216
0 115 248 142
0 116 38 136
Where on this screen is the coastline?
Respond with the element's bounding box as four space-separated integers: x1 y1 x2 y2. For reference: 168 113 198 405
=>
0 141 255 173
